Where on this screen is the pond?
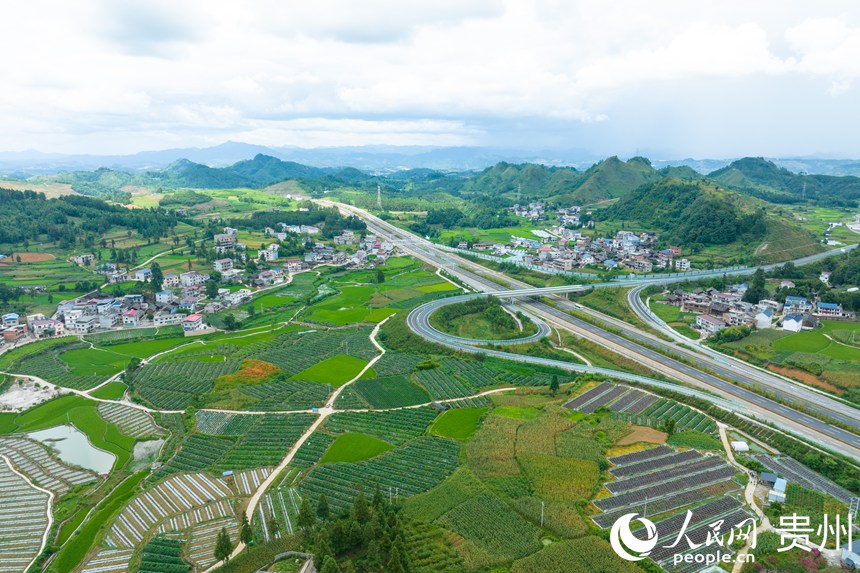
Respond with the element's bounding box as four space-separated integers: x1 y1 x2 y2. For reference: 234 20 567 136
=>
27 424 116 474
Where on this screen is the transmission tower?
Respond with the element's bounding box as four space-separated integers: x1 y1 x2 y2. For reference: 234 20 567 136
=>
517 183 521 203
377 184 382 210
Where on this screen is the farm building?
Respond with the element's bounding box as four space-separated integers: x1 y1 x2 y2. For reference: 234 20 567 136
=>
783 314 803 332
182 314 204 331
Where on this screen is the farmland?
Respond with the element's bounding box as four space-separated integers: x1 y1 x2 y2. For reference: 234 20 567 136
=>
155 413 316 478
319 433 393 463
0 457 51 572
298 436 459 513
430 407 487 440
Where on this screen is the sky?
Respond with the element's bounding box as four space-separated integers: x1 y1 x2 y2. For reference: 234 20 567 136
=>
2 0 860 158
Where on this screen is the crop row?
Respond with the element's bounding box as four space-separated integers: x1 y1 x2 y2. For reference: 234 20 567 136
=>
324 408 439 446
291 433 336 469
139 537 188 573
133 360 241 409
107 472 233 548
353 375 431 409
0 436 97 495
214 414 316 471
98 402 164 438
435 492 543 568
0 460 50 572
239 378 330 411
415 368 476 399
195 411 256 436
299 437 459 512
372 352 425 376
16 347 103 390
592 479 741 528
153 435 237 480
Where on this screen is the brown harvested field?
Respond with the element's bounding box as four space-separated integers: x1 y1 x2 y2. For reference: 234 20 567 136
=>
0 180 75 198
4 252 56 263
614 425 667 446
766 364 842 394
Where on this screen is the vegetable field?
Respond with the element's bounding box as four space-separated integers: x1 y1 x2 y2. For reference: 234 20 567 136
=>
299 437 459 512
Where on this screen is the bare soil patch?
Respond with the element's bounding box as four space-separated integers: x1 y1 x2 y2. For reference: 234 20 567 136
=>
766 364 842 394
615 425 668 446
6 252 56 263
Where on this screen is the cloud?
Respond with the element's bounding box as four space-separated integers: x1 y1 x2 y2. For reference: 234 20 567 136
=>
1 1 860 156
98 1 207 56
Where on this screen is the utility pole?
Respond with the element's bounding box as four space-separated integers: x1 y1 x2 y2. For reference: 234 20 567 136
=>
540 501 545 527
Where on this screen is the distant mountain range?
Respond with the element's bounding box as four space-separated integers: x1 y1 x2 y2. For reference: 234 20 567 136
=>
3 141 860 177
8 152 857 211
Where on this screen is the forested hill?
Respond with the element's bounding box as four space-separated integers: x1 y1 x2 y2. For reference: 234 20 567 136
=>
19 154 860 209
709 157 860 207
597 179 769 246
0 188 178 248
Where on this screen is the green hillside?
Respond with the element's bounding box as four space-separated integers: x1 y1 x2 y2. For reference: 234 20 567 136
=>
562 156 660 204
709 157 860 207
459 162 581 199
598 179 823 262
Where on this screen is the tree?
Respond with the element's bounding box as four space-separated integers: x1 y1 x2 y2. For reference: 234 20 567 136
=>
663 418 676 436
314 531 335 569
385 545 405 573
375 268 385 283
205 279 219 300
223 314 240 331
149 262 164 291
742 267 767 304
351 490 370 523
240 512 252 544
214 527 233 563
317 493 330 521
320 556 340 573
549 375 559 396
298 497 316 530
372 484 384 509
126 357 142 376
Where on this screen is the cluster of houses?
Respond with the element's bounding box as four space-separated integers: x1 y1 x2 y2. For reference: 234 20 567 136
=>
264 223 320 239
3 224 402 344
465 226 692 274
664 283 855 337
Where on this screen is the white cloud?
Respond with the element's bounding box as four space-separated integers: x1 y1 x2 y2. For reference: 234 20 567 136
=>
0 1 859 155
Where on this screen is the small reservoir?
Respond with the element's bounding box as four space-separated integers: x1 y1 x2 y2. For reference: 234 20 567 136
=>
28 424 116 474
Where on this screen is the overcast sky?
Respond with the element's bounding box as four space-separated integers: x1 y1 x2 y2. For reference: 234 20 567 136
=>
2 0 860 158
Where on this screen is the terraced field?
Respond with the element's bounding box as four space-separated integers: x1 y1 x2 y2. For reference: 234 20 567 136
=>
0 436 98 494
98 402 165 438
299 437 459 512
0 457 50 573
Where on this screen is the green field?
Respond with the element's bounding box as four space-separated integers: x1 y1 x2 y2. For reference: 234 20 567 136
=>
319 432 394 463
60 347 130 377
430 408 487 440
89 381 128 400
353 375 432 409
773 321 860 361
290 354 372 385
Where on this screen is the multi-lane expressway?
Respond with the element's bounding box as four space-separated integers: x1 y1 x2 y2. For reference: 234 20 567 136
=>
322 201 860 461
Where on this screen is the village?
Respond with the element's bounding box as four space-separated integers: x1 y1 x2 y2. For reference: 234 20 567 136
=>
0 226 395 346
663 275 857 337
461 202 693 274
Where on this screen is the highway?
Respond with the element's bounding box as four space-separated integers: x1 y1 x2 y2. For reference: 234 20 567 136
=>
323 201 860 460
